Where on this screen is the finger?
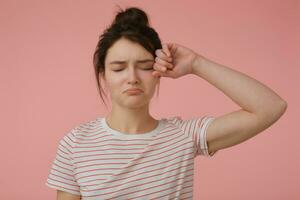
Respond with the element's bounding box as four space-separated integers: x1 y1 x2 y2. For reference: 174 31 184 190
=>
153 62 167 72
152 70 161 78
155 57 173 70
155 49 172 63
153 63 176 78
162 43 171 57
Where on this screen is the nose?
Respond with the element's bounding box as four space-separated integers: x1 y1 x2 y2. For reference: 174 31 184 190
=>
127 67 140 85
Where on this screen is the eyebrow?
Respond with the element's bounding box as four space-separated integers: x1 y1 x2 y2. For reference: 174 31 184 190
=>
109 59 154 65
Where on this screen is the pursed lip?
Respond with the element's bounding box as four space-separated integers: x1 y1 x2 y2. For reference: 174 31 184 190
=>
124 88 144 93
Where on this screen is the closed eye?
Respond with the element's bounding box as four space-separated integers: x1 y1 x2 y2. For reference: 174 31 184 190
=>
144 67 154 70
113 67 153 72
113 69 123 72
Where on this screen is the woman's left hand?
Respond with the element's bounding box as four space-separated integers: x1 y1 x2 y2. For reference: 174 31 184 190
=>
152 43 201 79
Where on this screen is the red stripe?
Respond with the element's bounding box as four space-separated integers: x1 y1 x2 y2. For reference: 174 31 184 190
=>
48 176 79 187
46 182 80 193
85 173 194 198
74 140 192 172
46 117 200 199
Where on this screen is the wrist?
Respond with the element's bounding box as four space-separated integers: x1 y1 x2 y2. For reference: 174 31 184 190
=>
191 54 205 75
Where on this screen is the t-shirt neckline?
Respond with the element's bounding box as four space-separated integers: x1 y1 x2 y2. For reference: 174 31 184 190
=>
99 117 166 138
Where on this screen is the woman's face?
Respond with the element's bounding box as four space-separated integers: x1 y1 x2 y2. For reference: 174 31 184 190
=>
103 37 159 109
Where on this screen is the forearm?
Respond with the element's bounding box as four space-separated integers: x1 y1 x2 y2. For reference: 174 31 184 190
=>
191 55 287 115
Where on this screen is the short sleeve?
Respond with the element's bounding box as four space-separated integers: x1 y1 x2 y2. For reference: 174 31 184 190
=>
196 116 217 157
169 116 218 157
45 131 81 195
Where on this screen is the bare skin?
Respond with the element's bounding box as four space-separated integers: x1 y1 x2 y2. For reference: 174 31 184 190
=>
153 42 287 155
102 37 161 134
57 190 81 200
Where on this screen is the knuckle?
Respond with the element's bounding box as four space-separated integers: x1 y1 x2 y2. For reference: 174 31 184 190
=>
154 63 162 71
155 64 164 72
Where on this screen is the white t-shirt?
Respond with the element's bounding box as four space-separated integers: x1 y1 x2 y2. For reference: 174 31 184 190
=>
46 115 217 199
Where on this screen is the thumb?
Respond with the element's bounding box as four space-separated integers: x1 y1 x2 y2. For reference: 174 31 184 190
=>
152 70 161 78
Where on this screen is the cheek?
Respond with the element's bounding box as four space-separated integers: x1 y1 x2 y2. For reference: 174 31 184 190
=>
138 71 151 81
140 70 155 79
140 72 157 88
105 77 122 92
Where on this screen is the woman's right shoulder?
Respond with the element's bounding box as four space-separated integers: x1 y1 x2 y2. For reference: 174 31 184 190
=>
60 117 103 142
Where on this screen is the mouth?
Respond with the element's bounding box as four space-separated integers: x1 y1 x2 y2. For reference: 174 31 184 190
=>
125 88 143 92
125 88 144 95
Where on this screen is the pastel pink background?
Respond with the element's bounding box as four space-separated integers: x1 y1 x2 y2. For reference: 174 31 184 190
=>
0 0 298 199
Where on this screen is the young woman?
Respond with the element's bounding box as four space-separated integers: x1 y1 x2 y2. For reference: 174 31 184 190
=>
46 6 287 200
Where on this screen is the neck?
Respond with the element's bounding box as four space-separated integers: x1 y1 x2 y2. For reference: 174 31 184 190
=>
105 103 158 134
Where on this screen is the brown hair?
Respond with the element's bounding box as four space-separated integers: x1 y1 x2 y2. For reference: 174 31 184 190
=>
93 6 162 108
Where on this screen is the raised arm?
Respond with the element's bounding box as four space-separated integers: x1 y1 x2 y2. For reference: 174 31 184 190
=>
152 43 287 155
191 55 287 154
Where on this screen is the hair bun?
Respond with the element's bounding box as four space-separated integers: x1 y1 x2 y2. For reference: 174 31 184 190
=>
113 7 149 29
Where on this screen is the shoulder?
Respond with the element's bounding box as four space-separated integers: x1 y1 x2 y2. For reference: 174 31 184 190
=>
164 116 183 125
60 117 102 146
164 116 193 131
164 115 205 127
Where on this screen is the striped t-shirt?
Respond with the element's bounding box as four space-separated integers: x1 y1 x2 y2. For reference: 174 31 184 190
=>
46 116 217 199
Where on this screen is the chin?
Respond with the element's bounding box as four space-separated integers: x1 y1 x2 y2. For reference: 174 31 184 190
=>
123 99 150 108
